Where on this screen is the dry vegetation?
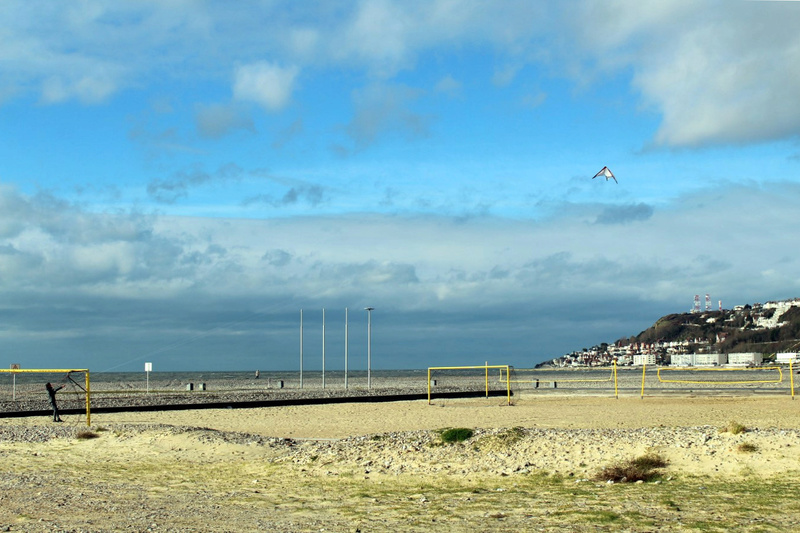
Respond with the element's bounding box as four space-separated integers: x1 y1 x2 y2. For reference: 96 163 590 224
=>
1 425 799 532
594 453 669 483
2 396 799 531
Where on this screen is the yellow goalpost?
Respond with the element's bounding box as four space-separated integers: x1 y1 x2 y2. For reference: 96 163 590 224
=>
427 364 512 405
1 368 91 426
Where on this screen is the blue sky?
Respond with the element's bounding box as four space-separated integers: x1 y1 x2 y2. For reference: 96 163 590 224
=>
1 1 800 372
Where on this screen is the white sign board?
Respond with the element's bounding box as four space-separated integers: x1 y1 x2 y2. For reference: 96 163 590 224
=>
144 362 153 372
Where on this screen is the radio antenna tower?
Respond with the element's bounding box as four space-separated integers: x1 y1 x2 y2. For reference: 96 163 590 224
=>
693 294 700 313
705 294 711 312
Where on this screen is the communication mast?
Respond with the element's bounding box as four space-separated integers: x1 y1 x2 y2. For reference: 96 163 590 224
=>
705 294 711 312
693 294 700 313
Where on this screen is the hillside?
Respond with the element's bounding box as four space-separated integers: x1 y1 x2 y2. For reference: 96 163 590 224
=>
628 299 800 355
541 298 800 367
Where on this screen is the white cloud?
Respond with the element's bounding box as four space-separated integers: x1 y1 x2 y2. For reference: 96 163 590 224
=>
233 61 300 112
568 1 800 147
3 2 798 149
40 69 119 104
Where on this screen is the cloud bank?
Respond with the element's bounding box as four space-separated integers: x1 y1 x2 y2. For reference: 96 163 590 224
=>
2 182 798 370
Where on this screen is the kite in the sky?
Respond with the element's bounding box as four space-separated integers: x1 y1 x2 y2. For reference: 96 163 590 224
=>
592 166 617 183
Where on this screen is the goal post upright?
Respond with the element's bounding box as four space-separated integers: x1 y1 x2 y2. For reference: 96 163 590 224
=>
1 368 91 426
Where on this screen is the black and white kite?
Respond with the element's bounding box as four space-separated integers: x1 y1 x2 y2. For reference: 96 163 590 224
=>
592 166 617 183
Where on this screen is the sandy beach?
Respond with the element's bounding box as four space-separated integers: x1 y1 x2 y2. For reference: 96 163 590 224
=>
2 393 799 531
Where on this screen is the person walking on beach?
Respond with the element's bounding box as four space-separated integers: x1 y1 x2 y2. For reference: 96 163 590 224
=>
46 382 64 422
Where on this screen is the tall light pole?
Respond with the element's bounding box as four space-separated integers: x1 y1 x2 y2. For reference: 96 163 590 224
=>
322 308 326 390
344 307 349 390
365 307 374 389
300 309 304 389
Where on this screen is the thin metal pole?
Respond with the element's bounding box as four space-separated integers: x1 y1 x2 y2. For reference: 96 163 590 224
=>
322 308 326 390
85 371 91 427
345 307 349 390
365 307 374 389
300 309 304 389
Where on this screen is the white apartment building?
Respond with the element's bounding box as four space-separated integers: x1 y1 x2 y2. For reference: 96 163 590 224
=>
670 353 696 366
694 353 727 366
633 353 657 366
727 352 763 366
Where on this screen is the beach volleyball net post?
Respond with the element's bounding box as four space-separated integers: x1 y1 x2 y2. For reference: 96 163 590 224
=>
1 368 91 425
427 363 512 405
499 362 619 398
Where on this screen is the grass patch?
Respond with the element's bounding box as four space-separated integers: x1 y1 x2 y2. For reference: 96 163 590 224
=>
438 427 474 443
737 442 758 453
594 452 668 483
497 426 525 443
721 421 748 435
76 430 100 440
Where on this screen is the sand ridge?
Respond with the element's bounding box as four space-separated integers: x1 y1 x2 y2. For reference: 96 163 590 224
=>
2 394 800 531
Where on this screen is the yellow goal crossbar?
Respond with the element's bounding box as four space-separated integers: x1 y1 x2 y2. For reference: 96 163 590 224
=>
1 368 91 425
499 362 620 398
427 364 511 405
499 366 615 383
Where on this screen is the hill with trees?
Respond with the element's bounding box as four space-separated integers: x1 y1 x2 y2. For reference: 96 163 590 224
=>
629 299 800 355
541 298 800 367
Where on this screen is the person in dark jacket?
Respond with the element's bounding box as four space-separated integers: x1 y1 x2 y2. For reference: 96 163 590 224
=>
46 382 64 422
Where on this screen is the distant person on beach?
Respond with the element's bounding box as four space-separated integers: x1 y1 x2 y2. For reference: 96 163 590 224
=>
45 382 64 422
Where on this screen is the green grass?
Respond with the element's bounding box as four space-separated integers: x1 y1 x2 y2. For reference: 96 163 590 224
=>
438 427 474 443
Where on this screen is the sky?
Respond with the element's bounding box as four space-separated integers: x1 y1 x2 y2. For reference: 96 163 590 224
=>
1 0 800 373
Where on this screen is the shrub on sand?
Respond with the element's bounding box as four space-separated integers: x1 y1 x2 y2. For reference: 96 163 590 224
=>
721 421 748 435
439 428 474 443
76 430 100 440
594 453 668 483
737 442 758 453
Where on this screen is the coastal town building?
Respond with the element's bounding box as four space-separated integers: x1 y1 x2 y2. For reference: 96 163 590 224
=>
633 354 657 366
727 352 763 366
693 353 727 366
671 353 696 367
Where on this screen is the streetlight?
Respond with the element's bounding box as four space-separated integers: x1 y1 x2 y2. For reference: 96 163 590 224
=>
299 309 304 389
365 307 374 389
